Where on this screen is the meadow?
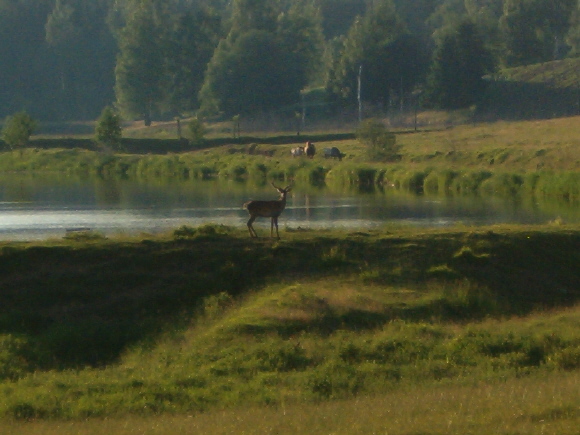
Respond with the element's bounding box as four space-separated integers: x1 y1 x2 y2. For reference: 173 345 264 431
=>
0 224 579 433
4 116 580 201
1 116 580 433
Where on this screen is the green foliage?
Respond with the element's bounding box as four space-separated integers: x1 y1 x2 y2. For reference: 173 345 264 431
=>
451 170 493 193
1 111 37 149
500 0 576 67
115 1 168 124
94 106 122 150
187 118 207 148
326 0 429 105
164 9 222 114
199 30 304 116
356 118 398 161
425 20 495 110
424 169 458 194
0 335 33 381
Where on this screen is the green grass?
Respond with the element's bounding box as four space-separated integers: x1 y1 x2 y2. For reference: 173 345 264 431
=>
2 115 580 431
2 371 578 434
6 116 580 200
0 225 579 433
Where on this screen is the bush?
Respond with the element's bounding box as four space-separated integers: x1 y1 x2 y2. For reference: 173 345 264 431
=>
1 111 37 149
188 118 207 148
95 106 122 150
356 118 399 162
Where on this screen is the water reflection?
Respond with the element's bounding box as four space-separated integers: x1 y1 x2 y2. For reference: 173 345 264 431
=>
0 174 579 241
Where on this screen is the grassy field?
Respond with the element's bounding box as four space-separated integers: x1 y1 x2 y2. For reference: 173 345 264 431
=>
0 225 579 433
4 115 580 202
1 115 580 432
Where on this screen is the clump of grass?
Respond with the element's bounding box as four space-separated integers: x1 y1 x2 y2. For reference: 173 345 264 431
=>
450 170 493 193
480 172 524 196
202 292 234 319
63 230 106 241
423 169 458 194
173 224 233 240
398 170 427 192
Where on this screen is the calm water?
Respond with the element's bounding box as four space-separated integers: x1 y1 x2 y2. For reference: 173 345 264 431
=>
0 175 578 241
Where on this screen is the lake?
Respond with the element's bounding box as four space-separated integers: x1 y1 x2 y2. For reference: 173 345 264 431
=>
0 174 578 241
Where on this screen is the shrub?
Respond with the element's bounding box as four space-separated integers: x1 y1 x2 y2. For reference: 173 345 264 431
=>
0 334 33 380
356 118 399 162
95 106 122 150
188 118 207 148
1 111 37 149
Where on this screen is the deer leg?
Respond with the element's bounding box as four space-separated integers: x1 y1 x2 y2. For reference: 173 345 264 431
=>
273 217 279 239
247 215 257 238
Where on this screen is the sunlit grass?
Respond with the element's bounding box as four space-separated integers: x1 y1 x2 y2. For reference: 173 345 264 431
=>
7 116 580 200
2 370 578 434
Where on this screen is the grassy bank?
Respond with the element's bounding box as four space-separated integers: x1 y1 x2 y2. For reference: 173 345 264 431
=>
0 225 579 432
3 116 580 201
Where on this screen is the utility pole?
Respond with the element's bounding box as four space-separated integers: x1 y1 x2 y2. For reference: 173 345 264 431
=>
357 64 363 123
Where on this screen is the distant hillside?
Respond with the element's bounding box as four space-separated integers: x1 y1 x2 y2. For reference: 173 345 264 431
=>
479 58 580 121
500 58 580 88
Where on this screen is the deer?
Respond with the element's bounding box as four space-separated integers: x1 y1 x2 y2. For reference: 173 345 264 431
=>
243 182 292 239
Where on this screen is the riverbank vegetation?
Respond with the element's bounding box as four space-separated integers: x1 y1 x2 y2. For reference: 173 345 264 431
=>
0 225 579 433
2 116 580 202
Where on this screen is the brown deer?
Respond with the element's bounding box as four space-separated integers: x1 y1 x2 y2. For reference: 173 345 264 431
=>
243 182 292 239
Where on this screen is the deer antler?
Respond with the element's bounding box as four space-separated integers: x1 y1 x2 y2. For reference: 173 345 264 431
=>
271 181 293 191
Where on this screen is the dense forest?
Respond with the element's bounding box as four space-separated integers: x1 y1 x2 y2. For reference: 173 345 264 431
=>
2 0 580 124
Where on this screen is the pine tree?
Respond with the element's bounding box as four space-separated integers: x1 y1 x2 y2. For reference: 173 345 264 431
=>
425 20 495 110
95 106 122 150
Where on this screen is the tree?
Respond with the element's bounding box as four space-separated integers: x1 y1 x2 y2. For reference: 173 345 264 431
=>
1 111 37 149
276 1 326 86
44 0 118 120
326 0 429 107
356 118 399 161
188 118 207 148
500 0 576 67
199 30 303 116
424 20 495 110
426 0 503 61
566 3 580 56
164 9 222 116
199 0 323 117
318 0 367 38
115 0 168 125
95 106 122 150
0 0 54 120
228 0 278 40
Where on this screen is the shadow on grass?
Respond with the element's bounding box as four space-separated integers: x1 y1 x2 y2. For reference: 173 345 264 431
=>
0 229 579 371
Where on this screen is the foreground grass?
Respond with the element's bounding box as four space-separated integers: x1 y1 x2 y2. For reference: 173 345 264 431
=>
0 224 579 433
2 370 578 434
